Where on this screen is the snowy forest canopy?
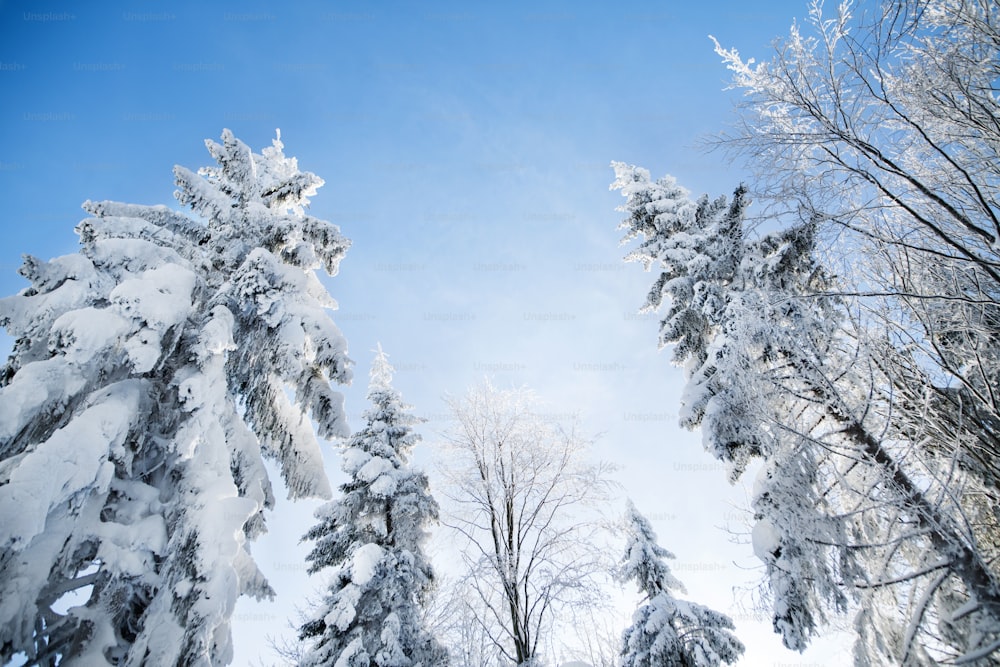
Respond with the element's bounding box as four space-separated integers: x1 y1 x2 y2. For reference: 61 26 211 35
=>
1 0 999 665
612 0 1000 663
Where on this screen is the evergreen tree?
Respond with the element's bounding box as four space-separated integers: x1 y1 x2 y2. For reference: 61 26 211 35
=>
612 162 1000 662
0 129 352 666
617 501 743 667
299 346 446 667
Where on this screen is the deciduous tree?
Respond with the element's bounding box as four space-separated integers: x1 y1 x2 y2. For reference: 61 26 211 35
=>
437 382 616 667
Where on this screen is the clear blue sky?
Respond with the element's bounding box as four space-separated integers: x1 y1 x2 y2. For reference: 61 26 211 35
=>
1 1 853 664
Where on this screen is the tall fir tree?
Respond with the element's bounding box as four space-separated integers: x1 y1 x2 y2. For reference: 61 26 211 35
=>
612 162 1000 662
0 129 352 666
299 346 446 667
617 501 744 667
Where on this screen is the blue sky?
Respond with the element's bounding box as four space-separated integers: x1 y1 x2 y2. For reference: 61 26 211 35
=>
1 1 854 664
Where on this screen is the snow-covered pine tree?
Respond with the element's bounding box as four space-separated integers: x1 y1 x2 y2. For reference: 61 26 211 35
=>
617 501 743 667
299 346 446 667
612 163 1000 662
611 164 858 653
0 129 352 666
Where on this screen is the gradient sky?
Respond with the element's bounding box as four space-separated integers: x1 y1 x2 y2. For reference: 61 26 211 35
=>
1 1 853 664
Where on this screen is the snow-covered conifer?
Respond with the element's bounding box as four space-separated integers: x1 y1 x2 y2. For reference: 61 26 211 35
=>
0 129 352 666
613 162 1000 661
299 346 445 667
612 164 761 478
617 501 743 667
